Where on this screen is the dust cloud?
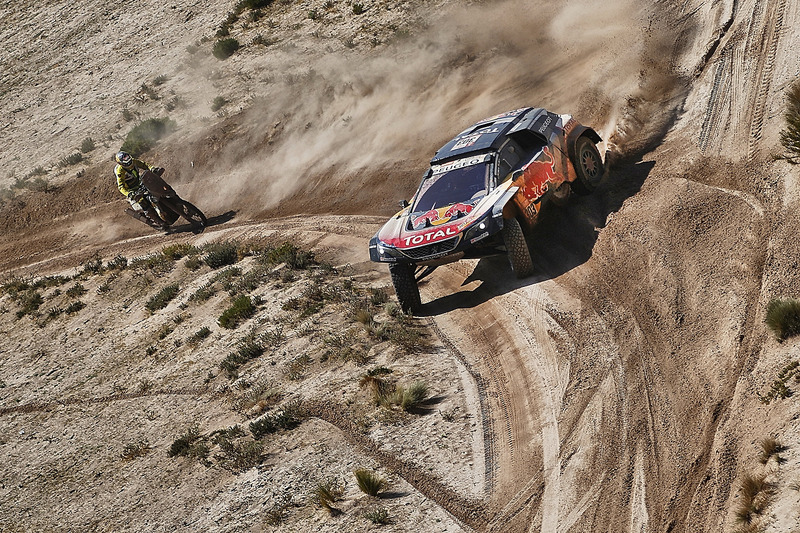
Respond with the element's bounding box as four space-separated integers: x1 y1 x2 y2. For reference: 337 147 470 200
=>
195 0 680 215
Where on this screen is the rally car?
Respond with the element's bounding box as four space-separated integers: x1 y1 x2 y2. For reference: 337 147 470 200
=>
369 107 605 313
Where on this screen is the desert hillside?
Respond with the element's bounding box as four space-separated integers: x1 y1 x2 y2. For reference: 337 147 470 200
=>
2 0 800 532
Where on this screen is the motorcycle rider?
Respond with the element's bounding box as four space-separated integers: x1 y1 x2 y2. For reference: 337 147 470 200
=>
114 151 167 229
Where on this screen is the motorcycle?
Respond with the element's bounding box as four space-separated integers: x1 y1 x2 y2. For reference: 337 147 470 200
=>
125 169 207 232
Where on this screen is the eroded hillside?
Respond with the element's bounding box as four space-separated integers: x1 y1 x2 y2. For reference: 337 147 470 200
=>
2 0 800 532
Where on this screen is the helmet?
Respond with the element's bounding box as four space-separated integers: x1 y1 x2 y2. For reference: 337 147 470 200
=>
115 151 133 168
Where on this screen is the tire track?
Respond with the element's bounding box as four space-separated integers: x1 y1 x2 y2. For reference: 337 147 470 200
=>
0 387 218 416
426 263 520 486
747 0 787 158
307 400 490 531
3 389 491 530
504 290 567 533
427 317 497 496
698 49 731 153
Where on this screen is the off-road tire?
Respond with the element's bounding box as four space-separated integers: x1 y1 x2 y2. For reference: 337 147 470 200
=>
503 217 535 278
161 198 207 231
570 135 604 195
176 200 207 230
389 262 421 314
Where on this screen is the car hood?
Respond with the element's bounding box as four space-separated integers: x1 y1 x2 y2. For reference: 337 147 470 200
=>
376 181 517 249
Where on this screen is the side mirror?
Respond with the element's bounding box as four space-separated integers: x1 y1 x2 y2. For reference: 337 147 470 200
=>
398 199 410 208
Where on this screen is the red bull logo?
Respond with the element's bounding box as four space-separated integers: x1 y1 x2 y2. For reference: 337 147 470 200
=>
412 209 442 229
411 202 474 230
444 202 474 218
520 147 557 201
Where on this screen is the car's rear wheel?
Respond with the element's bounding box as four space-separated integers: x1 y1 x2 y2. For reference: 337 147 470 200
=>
389 263 421 314
503 217 535 278
571 136 604 195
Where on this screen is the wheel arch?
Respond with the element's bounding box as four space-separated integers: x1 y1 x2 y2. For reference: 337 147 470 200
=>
567 125 602 156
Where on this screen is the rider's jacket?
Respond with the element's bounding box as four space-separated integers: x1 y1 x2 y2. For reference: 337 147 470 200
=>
115 158 155 197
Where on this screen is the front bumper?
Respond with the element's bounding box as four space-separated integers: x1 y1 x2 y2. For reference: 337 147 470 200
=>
369 213 505 265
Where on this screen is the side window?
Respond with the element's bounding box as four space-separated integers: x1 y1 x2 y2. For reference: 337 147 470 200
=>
497 141 521 182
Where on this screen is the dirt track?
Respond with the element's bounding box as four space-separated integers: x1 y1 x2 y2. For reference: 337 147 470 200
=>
3 0 800 531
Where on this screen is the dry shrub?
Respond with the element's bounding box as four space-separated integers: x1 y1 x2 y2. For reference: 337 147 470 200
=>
734 473 774 525
765 298 800 341
353 468 387 497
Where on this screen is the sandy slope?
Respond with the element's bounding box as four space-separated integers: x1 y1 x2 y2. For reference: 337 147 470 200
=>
2 0 800 532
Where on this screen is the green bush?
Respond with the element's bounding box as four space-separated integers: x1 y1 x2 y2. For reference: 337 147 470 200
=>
218 295 256 329
25 177 49 192
168 425 209 463
236 0 274 10
15 289 43 319
779 78 800 164
66 283 87 298
80 137 95 153
364 506 390 524
59 152 83 167
264 241 315 269
211 96 228 112
249 401 305 438
765 298 800 341
188 326 212 345
162 243 198 261
216 438 264 472
145 283 180 313
65 301 86 315
26 166 46 177
219 334 265 378
106 255 129 270
203 241 238 269
121 117 176 156
213 38 241 60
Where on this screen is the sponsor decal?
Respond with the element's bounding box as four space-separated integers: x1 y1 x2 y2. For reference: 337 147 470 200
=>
402 224 459 247
563 117 577 136
412 208 442 228
431 155 486 176
524 201 540 219
444 202 474 218
470 231 489 244
519 146 557 202
411 202 475 230
451 133 482 151
538 115 552 134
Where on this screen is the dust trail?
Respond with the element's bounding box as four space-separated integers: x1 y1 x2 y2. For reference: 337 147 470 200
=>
189 0 681 216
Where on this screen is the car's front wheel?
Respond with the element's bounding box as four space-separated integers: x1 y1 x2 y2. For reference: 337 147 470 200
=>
571 136 604 195
389 263 421 314
503 217 535 278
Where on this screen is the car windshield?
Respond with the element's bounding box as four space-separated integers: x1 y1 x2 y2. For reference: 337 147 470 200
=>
413 161 488 213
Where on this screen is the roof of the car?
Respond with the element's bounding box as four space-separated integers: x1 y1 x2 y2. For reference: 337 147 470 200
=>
430 107 545 164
